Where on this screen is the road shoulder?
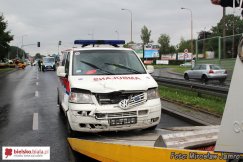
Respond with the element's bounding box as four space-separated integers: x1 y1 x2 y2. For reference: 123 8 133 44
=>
161 99 221 126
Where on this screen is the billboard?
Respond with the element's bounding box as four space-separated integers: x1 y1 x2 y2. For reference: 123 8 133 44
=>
135 49 159 58
161 53 193 61
131 43 159 58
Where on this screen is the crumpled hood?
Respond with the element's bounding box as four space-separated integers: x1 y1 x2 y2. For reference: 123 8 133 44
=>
69 74 158 93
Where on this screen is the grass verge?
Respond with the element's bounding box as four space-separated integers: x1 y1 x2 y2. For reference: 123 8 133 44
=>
154 65 190 74
0 68 14 73
158 85 226 115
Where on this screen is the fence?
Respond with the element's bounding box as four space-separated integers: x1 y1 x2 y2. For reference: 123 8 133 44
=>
195 34 242 74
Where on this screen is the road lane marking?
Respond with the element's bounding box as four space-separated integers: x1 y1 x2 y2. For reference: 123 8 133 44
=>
35 91 39 97
33 113 38 130
36 82 39 86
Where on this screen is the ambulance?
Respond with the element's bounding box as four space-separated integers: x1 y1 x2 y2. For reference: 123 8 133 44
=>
57 40 161 135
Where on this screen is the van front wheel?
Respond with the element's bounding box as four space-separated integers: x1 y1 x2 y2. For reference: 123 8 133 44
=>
67 121 78 138
144 125 157 131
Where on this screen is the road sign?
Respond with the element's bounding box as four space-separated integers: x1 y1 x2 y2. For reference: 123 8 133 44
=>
184 53 189 58
184 49 188 53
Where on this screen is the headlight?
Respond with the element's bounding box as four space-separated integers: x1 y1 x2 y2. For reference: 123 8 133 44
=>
69 92 93 104
147 88 159 100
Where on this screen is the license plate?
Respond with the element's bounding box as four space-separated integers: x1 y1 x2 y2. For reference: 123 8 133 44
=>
109 117 137 126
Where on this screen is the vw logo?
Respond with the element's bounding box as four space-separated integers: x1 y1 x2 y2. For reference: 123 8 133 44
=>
119 99 130 109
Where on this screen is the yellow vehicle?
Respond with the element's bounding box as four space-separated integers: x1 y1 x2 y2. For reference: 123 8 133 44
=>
17 62 26 69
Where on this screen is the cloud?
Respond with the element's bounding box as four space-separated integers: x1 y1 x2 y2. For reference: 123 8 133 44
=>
1 0 240 56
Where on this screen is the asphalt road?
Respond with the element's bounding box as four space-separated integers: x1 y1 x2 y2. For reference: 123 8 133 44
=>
0 66 193 161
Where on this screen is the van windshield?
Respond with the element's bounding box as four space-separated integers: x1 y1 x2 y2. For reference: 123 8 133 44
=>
43 57 55 63
72 50 146 75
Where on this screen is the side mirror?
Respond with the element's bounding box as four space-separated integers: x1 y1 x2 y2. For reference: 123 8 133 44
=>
57 66 66 77
146 65 154 74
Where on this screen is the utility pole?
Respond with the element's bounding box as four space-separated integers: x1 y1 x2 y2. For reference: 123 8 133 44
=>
121 8 133 43
223 7 226 59
232 12 235 58
181 7 193 54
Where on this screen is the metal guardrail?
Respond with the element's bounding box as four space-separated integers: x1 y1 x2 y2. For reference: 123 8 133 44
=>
153 76 229 98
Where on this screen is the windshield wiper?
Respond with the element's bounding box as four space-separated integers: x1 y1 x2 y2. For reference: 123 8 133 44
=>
104 63 142 74
80 61 114 75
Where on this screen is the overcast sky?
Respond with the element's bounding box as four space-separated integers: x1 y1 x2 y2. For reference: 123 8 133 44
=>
1 0 241 56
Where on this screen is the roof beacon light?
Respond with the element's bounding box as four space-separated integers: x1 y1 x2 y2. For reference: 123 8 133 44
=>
74 40 125 47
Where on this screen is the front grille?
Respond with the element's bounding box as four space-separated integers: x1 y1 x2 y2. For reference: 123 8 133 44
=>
95 91 146 105
95 111 137 120
127 93 146 108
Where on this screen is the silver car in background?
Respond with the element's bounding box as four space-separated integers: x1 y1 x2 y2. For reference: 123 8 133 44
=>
184 64 227 83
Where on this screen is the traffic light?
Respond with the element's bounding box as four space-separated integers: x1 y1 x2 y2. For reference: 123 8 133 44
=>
58 41 61 45
37 42 40 47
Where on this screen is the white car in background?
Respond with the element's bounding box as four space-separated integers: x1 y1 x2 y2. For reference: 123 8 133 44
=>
184 64 227 83
180 62 192 67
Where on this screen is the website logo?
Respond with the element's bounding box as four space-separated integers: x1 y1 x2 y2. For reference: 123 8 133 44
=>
2 147 50 160
4 148 12 158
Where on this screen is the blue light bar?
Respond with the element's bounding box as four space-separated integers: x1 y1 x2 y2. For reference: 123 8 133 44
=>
74 40 125 45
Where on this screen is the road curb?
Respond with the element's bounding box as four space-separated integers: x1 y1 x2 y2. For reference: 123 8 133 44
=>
166 69 184 77
0 68 18 78
161 106 212 126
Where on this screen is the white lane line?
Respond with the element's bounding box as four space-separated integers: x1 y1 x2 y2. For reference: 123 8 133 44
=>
33 113 38 130
35 91 39 97
36 82 39 86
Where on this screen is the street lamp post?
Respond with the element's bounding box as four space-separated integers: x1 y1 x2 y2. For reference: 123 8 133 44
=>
181 7 193 54
121 8 132 43
21 34 28 60
203 27 206 56
88 33 94 40
115 30 119 39
58 41 61 57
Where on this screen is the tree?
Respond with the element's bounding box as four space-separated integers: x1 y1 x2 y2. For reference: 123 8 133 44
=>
178 37 191 52
140 26 151 44
158 34 171 55
8 46 26 59
210 14 243 58
0 14 13 61
34 53 42 60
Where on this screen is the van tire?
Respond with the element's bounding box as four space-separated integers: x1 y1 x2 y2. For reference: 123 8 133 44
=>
57 89 60 105
57 89 64 114
144 125 157 131
67 121 78 138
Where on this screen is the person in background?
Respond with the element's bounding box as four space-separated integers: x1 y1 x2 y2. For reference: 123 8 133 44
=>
38 60 42 71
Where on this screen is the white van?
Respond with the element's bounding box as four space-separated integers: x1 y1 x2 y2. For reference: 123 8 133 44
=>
42 56 56 71
57 40 161 134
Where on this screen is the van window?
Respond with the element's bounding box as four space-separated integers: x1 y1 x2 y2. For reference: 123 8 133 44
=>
72 50 146 75
61 53 66 66
65 53 70 74
43 57 55 63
